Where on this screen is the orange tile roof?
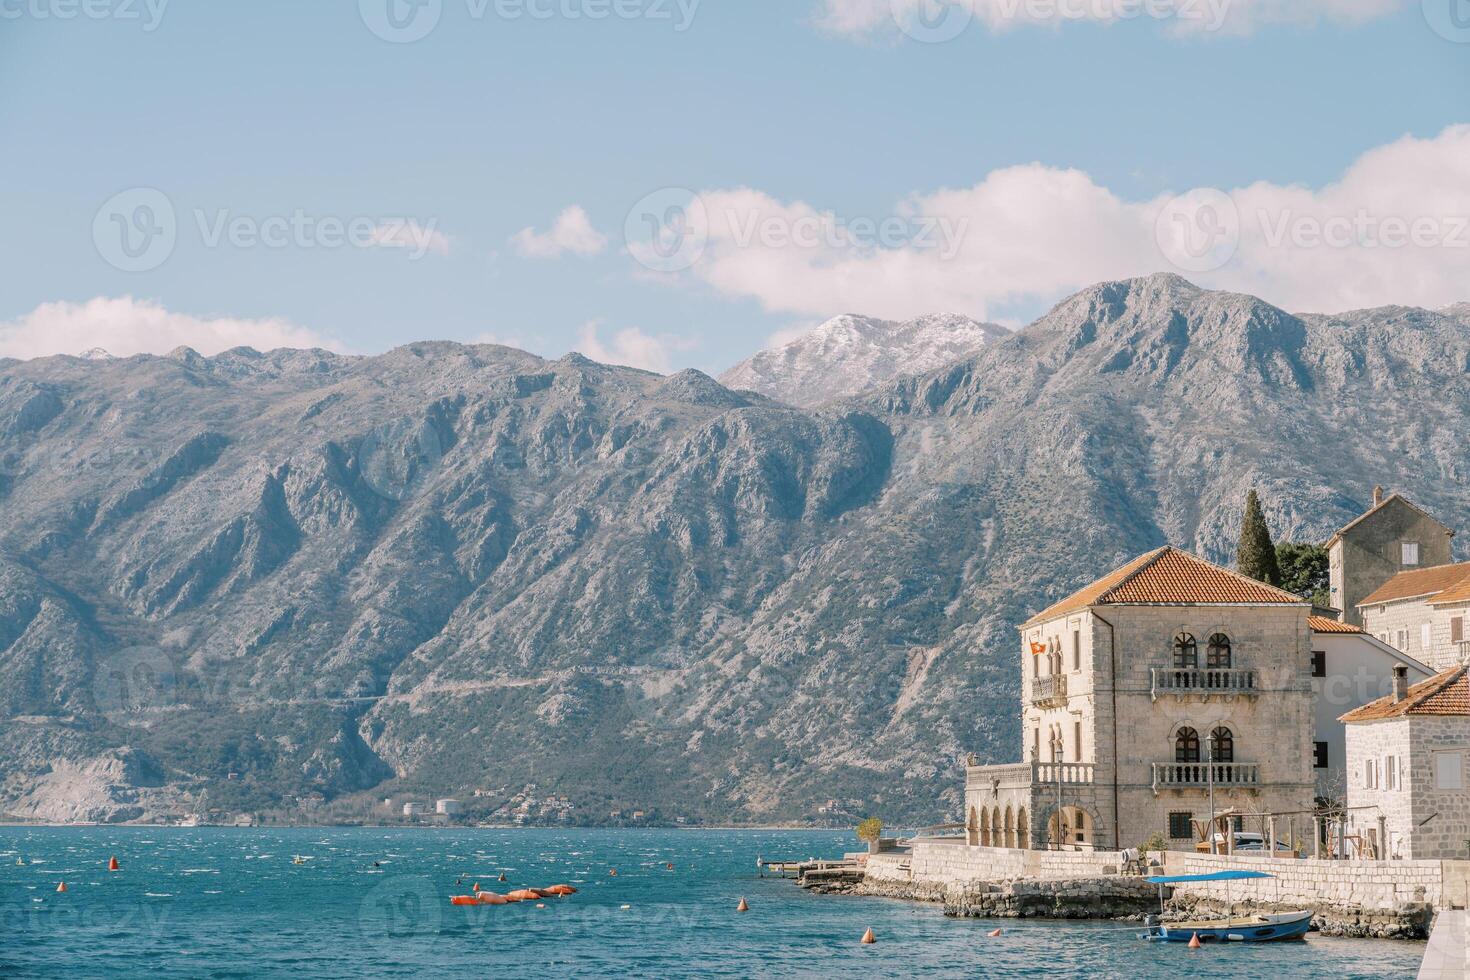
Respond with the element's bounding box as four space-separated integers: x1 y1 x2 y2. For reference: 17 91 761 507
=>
1340 665 1470 722
1023 547 1306 627
1429 574 1470 606
1358 562 1470 607
1309 615 1363 634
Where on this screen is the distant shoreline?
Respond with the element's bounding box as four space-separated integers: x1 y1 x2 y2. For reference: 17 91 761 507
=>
0 821 851 832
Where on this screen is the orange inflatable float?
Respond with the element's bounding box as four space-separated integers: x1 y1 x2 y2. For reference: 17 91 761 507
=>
506 889 542 902
450 895 479 906
542 884 578 896
476 892 509 905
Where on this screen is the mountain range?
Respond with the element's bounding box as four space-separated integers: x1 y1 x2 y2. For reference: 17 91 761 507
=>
3 273 1469 826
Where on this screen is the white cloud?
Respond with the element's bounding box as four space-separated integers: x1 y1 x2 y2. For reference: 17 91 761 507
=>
574 322 691 374
511 206 609 258
365 219 451 258
0 297 342 360
637 124 1470 321
819 0 1405 39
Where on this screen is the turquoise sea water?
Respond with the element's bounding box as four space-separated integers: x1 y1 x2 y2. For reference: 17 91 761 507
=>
0 828 1423 978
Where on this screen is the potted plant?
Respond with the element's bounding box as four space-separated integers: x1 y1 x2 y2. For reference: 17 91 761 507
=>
856 817 884 854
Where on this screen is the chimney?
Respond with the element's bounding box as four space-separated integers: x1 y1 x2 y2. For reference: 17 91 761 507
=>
1392 665 1408 703
1373 486 1385 508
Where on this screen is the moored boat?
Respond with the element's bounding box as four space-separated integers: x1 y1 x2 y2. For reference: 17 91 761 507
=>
1139 870 1313 944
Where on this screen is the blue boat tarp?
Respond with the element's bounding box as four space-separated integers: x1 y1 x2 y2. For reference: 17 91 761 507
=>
1145 870 1274 884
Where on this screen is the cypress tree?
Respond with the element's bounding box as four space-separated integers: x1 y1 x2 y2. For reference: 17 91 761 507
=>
1237 489 1282 587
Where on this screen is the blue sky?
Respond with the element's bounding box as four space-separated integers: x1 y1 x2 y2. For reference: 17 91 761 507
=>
1 0 1467 373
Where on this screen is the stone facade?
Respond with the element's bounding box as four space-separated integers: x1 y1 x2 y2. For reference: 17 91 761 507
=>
1346 716 1470 860
1327 491 1454 628
1362 594 1470 673
967 598 1316 852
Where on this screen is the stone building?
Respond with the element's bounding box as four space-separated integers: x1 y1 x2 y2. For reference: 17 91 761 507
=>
1341 664 1470 860
1358 562 1470 672
1327 487 1455 628
1308 616 1434 797
965 547 1317 853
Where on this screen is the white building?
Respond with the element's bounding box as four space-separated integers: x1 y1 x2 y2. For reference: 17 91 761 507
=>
1342 664 1470 860
1309 615 1434 797
1359 562 1470 672
402 801 425 817
435 798 463 816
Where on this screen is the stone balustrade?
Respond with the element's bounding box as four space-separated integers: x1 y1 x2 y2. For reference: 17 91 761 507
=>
1151 761 1259 790
1150 665 1259 700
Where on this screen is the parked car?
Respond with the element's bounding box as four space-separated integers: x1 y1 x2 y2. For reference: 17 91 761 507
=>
1213 831 1293 853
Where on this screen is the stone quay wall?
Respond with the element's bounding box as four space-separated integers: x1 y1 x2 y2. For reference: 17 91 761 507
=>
858 841 1470 938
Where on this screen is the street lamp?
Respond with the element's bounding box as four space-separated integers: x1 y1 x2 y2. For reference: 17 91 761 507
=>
1207 730 1218 856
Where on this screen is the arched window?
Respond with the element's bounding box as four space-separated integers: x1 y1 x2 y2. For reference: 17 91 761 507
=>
1175 726 1201 763
1173 633 1198 669
1210 726 1234 763
1207 633 1232 668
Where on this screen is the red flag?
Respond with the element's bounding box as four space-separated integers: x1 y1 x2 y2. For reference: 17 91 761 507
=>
1029 641 1047 656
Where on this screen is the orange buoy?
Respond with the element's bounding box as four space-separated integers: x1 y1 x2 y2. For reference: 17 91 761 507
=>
472 882 481 893
56 881 67 893
108 856 120 872
861 927 876 945
737 897 749 913
609 869 618 876
450 895 479 906
1187 932 1202 949
666 862 674 870
987 928 1002 937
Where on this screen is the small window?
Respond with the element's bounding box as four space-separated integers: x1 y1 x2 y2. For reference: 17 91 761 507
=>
1421 624 1433 652
1206 633 1232 669
1398 630 1408 652
1210 727 1234 763
1072 630 1081 671
1386 756 1399 790
1074 721 1082 762
1173 633 1198 669
1435 752 1464 790
1364 759 1377 789
1314 741 1329 769
1168 812 1194 840
1175 727 1201 764
1311 651 1326 678
1402 542 1419 566
1453 617 1465 644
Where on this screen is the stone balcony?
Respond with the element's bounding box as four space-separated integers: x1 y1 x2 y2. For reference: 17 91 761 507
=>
1149 666 1259 701
1030 673 1068 708
1150 761 1260 793
966 759 1096 792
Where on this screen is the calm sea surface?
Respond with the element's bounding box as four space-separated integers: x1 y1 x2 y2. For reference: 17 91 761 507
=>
0 827 1424 978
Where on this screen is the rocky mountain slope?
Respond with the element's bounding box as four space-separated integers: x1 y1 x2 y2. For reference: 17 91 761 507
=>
719 312 1007 408
2 274 1469 826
